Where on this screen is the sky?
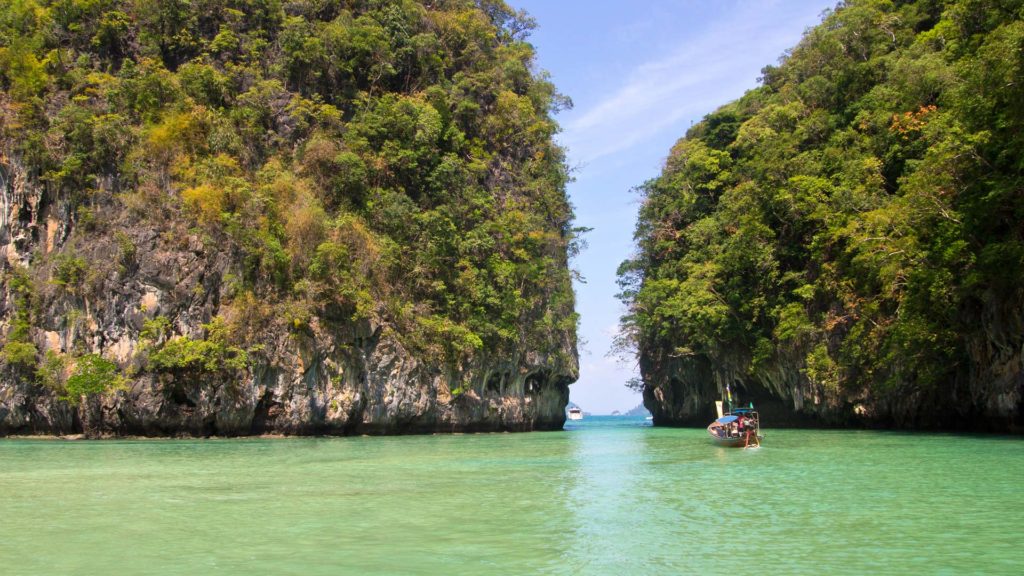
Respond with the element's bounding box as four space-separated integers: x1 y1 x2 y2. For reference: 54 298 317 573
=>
509 0 838 414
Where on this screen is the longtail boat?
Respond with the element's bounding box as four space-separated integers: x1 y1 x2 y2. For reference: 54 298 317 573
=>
706 384 763 448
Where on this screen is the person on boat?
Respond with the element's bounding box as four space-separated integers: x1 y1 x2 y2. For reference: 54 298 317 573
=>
742 416 759 447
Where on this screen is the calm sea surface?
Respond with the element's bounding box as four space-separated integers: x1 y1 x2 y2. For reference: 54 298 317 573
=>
2 417 1022 575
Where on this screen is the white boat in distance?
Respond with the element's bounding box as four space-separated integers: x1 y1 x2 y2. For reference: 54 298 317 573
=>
567 408 583 421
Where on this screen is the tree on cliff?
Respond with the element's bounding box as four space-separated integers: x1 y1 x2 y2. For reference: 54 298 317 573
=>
619 0 1024 430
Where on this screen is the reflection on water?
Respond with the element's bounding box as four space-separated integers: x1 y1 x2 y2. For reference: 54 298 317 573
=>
564 418 651 573
1 419 1022 575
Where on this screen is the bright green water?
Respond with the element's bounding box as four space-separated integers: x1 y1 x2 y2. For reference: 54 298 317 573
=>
2 418 1022 575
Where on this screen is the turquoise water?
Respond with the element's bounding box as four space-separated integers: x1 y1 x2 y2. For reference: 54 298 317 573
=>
2 417 1022 575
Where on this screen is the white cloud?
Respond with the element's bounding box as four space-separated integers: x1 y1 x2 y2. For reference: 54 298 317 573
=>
561 1 821 166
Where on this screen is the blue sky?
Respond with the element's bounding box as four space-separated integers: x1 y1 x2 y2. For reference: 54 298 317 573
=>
509 0 838 414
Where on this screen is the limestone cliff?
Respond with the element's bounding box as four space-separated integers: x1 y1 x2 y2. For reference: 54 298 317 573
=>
620 0 1023 433
0 155 577 436
0 0 578 436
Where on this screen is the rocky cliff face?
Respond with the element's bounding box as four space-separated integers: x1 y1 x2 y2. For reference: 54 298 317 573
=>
0 163 576 436
641 322 1022 433
637 264 1023 434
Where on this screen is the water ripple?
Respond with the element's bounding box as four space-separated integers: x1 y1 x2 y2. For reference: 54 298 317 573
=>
2 420 1022 575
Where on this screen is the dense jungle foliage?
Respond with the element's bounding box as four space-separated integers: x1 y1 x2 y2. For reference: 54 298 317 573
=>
619 0 1024 416
0 0 578 389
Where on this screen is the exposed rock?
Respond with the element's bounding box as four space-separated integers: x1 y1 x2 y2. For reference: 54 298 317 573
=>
641 329 1022 432
0 160 577 438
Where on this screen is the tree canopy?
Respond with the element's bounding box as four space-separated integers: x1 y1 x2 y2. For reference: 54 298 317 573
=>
0 0 578 382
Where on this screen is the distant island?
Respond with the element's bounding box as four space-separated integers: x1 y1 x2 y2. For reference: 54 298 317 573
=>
566 402 649 417
623 404 651 418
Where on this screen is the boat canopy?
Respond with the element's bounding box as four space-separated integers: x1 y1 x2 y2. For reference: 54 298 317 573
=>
715 415 738 424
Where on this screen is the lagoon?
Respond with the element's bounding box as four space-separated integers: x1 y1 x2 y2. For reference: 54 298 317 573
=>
1 417 1022 575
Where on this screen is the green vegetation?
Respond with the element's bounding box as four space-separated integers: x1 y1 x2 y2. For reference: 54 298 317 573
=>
619 0 1024 410
36 350 69 392
1 0 577 378
64 353 126 405
1 268 38 368
51 254 89 291
147 317 248 374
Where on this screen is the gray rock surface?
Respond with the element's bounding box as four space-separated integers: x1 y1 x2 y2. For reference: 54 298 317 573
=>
640 324 1022 432
1 158 578 438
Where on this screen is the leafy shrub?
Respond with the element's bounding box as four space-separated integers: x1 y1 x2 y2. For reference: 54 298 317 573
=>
114 231 136 268
37 351 69 392
52 254 88 289
181 183 225 223
2 267 37 368
140 316 172 344
2 341 38 367
64 354 127 405
147 317 248 373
